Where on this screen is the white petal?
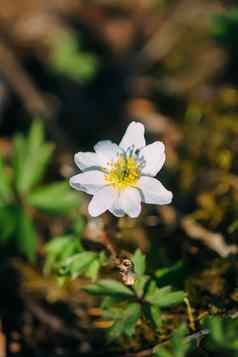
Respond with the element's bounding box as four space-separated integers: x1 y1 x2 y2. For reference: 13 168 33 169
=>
138 176 173 205
109 205 125 217
74 152 102 171
94 140 120 167
88 186 116 217
119 121 146 150
70 170 106 195
109 195 125 217
117 188 141 218
140 141 165 176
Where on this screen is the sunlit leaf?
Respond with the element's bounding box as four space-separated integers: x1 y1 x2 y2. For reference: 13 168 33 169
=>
85 279 134 297
44 235 83 275
28 182 80 213
105 303 141 340
59 251 97 279
134 275 149 298
145 281 185 307
132 249 146 276
49 32 98 81
14 121 54 194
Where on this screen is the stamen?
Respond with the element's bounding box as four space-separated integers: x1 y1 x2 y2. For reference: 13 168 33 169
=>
104 153 141 190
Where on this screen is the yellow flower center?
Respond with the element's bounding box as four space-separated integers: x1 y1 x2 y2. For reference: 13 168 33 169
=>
105 155 140 190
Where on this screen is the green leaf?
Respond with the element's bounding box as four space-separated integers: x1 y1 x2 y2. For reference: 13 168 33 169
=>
84 279 134 297
0 205 16 242
59 251 97 279
132 249 146 276
85 259 101 282
85 251 107 282
154 324 189 357
155 261 187 287
73 216 85 235
106 303 141 340
13 134 27 182
157 291 186 308
145 281 185 308
0 156 13 203
150 304 162 331
13 120 54 194
16 209 37 262
44 235 83 275
101 296 126 309
228 219 238 233
28 182 80 213
145 283 172 304
45 235 83 257
49 32 98 81
203 316 238 351
134 275 149 298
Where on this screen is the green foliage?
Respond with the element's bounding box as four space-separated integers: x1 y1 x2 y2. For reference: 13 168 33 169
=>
49 32 98 82
0 156 13 203
13 120 54 194
144 279 185 308
84 250 186 340
132 248 146 276
212 8 238 49
45 235 107 282
85 279 134 297
104 303 141 340
203 316 238 353
154 324 190 357
132 249 149 297
44 235 83 275
0 120 80 261
16 208 37 262
27 182 80 214
155 261 188 288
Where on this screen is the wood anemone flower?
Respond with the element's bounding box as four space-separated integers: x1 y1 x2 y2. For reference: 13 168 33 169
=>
70 122 173 217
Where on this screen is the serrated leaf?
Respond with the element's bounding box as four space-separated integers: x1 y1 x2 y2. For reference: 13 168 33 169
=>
16 209 37 262
45 235 83 256
44 235 83 275
85 251 107 282
145 281 185 308
132 249 146 276
145 283 172 304
106 303 141 340
28 182 80 213
84 279 134 297
60 251 97 279
85 259 101 282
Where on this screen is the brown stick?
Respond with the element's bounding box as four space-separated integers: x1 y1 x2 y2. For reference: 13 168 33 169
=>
0 41 49 115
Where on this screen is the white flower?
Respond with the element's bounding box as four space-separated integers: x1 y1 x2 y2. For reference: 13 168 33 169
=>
70 121 173 218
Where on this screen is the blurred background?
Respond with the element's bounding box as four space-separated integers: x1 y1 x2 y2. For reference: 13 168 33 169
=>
1 0 238 356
